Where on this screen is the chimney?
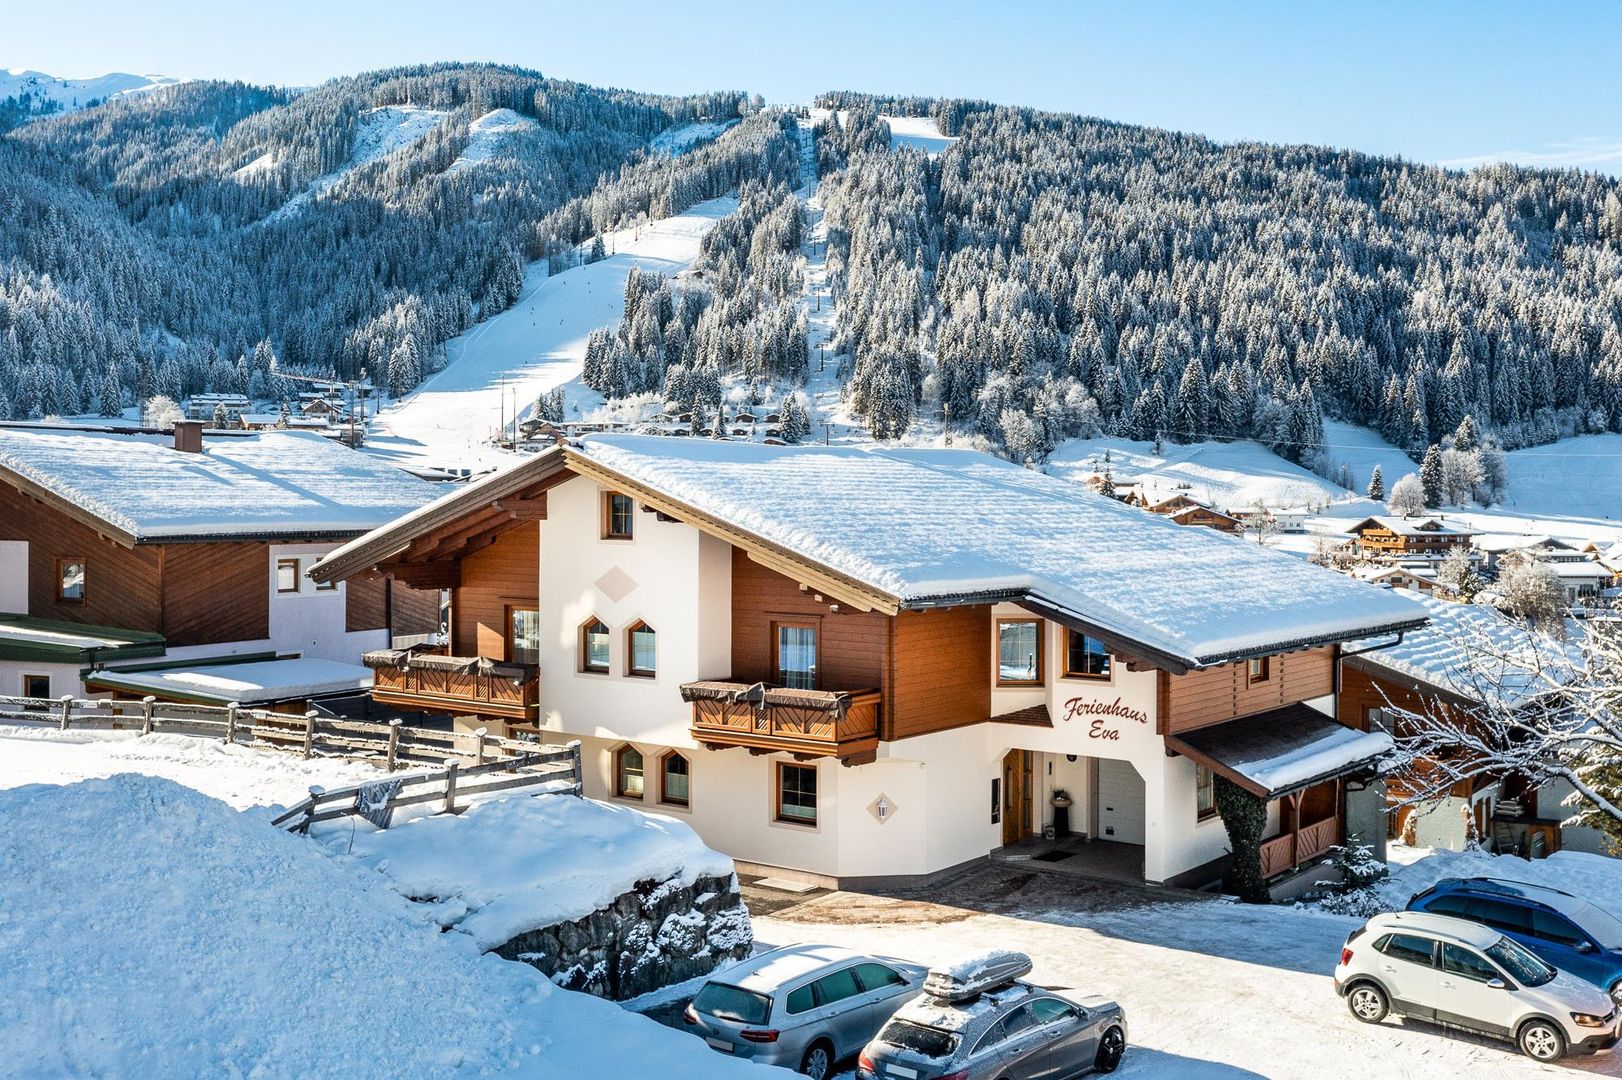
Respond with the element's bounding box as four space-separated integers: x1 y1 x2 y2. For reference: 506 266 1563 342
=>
173 420 204 454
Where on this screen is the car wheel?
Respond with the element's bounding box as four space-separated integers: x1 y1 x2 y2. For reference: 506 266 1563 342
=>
1517 1019 1566 1063
1346 983 1389 1024
799 1039 834 1080
1094 1025 1126 1073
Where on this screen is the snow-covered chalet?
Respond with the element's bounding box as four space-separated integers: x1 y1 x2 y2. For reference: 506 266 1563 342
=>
312 435 1429 891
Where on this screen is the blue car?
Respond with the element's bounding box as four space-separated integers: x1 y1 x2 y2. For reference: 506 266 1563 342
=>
1409 877 1622 1006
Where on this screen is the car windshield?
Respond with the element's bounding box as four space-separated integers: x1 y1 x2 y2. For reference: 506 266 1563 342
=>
1574 902 1622 951
876 1019 960 1061
1487 937 1557 987
692 982 772 1025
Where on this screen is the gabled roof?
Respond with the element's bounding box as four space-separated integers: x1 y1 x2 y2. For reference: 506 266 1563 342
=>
0 425 438 545
1348 516 1476 538
315 437 1426 672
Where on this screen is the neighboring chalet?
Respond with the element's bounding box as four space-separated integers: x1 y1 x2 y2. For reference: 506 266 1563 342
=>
313 435 1426 891
1159 502 1243 533
1347 516 1476 559
0 422 439 707
1340 589 1609 860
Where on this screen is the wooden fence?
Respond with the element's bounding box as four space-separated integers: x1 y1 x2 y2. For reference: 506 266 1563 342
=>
0 693 581 776
269 745 582 834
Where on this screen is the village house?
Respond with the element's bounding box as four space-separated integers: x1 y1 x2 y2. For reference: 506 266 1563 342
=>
1346 515 1477 560
1339 589 1610 860
313 435 1427 892
0 422 439 708
1145 494 1243 533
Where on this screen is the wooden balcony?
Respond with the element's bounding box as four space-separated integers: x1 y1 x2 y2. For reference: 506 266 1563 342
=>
1260 816 1341 879
680 680 882 765
363 649 538 721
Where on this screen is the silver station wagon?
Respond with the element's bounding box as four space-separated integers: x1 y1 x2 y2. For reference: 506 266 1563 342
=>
684 943 928 1077
858 951 1129 1080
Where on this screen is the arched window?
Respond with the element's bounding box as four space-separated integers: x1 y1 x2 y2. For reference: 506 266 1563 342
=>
626 620 656 677
614 745 645 799
580 617 610 673
660 752 689 807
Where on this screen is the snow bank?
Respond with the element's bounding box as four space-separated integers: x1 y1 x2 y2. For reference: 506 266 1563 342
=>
317 792 737 951
0 775 777 1078
1370 846 1622 919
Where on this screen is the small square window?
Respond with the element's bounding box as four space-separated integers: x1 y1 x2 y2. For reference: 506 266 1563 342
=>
57 559 85 604
996 617 1043 686
276 558 301 594
22 673 50 700
1247 657 1270 684
1064 629 1111 680
777 763 818 826
603 491 634 540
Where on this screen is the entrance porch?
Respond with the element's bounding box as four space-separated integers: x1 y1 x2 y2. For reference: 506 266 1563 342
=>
993 833 1146 886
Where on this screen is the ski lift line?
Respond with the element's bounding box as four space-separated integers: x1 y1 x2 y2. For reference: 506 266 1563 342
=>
1067 425 1622 458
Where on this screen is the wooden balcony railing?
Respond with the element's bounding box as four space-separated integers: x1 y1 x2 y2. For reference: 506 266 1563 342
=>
680 680 881 764
363 649 539 721
1260 816 1341 879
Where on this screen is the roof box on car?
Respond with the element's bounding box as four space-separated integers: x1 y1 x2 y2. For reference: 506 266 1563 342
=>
924 950 1034 1003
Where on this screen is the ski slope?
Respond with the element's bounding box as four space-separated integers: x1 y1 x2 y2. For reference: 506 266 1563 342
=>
365 195 737 472
882 114 956 155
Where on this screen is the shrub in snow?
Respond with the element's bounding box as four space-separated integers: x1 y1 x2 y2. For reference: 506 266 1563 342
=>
1387 472 1424 515
143 394 183 430
1215 776 1270 903
1312 839 1391 917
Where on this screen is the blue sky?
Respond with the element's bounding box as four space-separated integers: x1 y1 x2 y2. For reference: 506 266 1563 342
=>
9 0 1622 172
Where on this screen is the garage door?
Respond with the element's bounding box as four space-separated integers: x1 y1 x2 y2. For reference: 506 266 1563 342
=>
1096 759 1146 845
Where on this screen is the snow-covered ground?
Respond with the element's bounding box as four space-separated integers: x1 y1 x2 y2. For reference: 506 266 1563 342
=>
0 770 780 1078
448 106 539 173
0 68 184 112
1367 846 1622 918
365 194 737 472
648 119 736 156
759 882 1620 1080
262 104 450 222
1048 435 1376 513
881 114 957 156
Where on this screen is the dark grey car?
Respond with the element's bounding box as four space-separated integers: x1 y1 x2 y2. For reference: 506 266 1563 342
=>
857 953 1127 1080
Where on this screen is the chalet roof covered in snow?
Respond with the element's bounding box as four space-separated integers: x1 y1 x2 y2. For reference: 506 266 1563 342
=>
0 425 438 544
315 435 1428 670
1348 515 1476 538
573 437 1426 668
1344 589 1578 710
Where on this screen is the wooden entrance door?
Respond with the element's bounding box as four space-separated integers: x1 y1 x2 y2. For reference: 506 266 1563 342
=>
1002 749 1034 845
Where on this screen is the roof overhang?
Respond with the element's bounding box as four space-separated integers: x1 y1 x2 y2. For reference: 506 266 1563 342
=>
0 613 167 665
1166 703 1394 799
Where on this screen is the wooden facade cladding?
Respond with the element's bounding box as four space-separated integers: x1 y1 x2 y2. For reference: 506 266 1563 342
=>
729 549 886 689
345 572 389 633
450 524 539 661
158 542 270 645
1158 647 1335 734
0 482 163 630
887 606 991 740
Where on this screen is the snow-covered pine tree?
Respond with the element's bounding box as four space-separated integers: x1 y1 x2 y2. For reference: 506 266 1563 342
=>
1366 464 1384 502
1419 444 1443 507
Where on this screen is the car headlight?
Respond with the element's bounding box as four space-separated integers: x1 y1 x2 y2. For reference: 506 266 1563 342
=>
1570 1012 1610 1028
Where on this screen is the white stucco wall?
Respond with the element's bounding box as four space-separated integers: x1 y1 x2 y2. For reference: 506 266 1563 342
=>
0 660 83 700
266 543 387 661
0 540 27 612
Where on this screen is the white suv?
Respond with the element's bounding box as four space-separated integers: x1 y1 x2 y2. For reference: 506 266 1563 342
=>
1335 911 1620 1062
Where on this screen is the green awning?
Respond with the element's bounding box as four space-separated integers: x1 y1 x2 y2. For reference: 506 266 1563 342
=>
0 613 166 665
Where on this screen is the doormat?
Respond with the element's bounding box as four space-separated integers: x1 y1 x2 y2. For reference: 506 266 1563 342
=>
1032 850 1075 863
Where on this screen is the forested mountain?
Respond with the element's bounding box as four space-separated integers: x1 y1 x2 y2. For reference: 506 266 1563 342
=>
813 94 1622 457
0 63 763 417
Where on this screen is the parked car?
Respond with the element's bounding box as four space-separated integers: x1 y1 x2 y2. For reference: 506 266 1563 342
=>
857 950 1128 1079
1335 910 1619 1062
1408 876 1622 1005
684 943 927 1078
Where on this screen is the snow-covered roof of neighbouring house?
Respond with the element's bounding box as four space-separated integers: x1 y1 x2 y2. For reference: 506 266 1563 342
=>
1547 560 1611 579
0 425 438 543
1348 516 1476 538
0 614 167 664
85 658 372 706
1344 589 1578 710
573 436 1425 669
1473 533 1565 554
316 792 740 952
